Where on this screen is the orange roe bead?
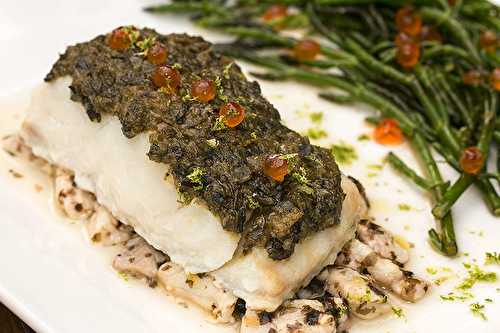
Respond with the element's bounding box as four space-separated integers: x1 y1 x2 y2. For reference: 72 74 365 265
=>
395 6 422 36
263 154 289 182
459 147 484 175
107 27 132 51
491 68 500 91
480 30 498 53
147 43 168 65
293 39 321 61
191 79 216 103
420 26 442 43
152 66 181 91
373 119 404 145
262 4 288 22
219 102 246 128
395 32 415 47
396 42 420 69
462 70 483 86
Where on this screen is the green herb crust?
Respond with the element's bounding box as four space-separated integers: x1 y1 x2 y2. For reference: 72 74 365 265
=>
45 28 345 260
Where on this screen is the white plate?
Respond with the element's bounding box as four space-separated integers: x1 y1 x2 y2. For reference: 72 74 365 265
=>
0 1 499 332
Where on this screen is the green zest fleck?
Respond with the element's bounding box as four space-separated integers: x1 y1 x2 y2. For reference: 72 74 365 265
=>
309 112 323 124
398 203 412 211
136 36 155 52
247 194 260 209
212 116 227 131
331 142 357 165
391 306 405 319
440 291 474 302
457 264 497 290
306 128 328 140
485 252 500 265
172 63 182 69
206 138 219 148
426 267 438 275
292 167 310 185
186 167 206 191
470 302 487 321
118 271 129 282
223 62 234 79
215 76 229 102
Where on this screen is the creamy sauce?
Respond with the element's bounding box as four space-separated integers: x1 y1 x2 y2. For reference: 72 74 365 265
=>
1 81 499 332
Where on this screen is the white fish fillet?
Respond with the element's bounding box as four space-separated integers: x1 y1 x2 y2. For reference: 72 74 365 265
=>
20 77 367 311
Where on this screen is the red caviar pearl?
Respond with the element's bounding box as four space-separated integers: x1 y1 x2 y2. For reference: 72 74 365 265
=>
152 66 181 91
420 26 442 43
219 102 246 128
108 27 131 51
396 42 420 69
462 70 483 86
191 79 216 103
480 30 498 53
374 119 404 145
147 43 168 65
262 5 288 22
491 68 500 91
263 155 289 182
395 6 422 36
459 147 484 174
293 39 321 61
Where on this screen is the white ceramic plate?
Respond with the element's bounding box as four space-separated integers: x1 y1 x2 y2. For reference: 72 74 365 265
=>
0 1 499 332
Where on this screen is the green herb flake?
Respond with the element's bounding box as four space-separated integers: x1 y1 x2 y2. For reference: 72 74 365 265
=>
172 63 183 70
485 298 493 303
186 167 206 191
250 132 257 139
391 306 405 319
398 203 412 211
357 134 370 141
470 302 487 321
309 112 324 124
306 128 328 140
457 264 497 290
485 252 500 265
368 164 383 171
331 142 358 165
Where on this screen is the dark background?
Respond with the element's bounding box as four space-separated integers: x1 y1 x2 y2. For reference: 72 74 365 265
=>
0 303 35 333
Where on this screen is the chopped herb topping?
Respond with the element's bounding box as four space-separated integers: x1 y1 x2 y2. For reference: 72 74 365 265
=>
118 271 129 282
331 142 358 165
440 291 474 302
214 76 229 102
212 116 227 131
426 267 438 275
367 164 384 171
